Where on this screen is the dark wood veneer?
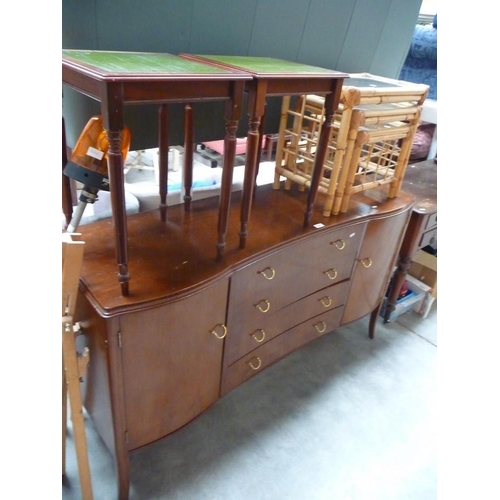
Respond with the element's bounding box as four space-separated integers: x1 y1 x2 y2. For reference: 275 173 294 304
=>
75 183 413 500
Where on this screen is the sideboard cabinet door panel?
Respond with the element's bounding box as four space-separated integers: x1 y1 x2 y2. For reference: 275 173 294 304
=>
119 279 229 450
342 211 410 325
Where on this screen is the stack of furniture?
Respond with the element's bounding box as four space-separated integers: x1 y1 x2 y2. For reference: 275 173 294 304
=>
63 52 419 500
273 73 428 216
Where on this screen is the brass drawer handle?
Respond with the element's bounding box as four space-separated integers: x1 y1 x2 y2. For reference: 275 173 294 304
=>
210 324 227 340
258 267 276 280
255 299 271 313
314 321 327 333
358 257 372 268
323 269 338 280
248 357 262 370
251 329 266 343
331 239 346 250
319 296 332 308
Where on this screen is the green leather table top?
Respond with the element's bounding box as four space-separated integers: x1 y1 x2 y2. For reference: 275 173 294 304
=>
181 54 347 79
62 50 250 79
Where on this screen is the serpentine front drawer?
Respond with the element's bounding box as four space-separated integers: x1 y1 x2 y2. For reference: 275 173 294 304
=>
221 305 344 395
224 280 350 366
227 224 365 331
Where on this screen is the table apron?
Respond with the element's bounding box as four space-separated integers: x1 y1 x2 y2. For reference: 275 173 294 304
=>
264 78 342 96
63 75 241 105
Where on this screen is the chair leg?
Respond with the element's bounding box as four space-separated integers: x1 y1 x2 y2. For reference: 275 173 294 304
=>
62 319 93 500
62 354 67 477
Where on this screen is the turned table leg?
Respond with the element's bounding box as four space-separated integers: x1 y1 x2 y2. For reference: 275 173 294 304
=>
183 104 194 212
158 104 169 222
305 82 343 226
383 254 412 323
101 87 130 296
216 81 245 259
239 80 266 249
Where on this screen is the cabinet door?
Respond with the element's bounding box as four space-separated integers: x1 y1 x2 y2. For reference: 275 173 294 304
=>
342 210 410 325
119 279 228 450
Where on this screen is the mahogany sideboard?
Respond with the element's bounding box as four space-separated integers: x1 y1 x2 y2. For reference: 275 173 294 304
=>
74 183 413 499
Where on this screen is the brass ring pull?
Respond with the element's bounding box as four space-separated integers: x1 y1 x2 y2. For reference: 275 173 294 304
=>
323 269 338 280
314 321 327 333
251 329 266 343
331 239 346 250
258 267 276 280
255 299 271 313
210 324 227 340
248 357 262 370
359 257 373 268
320 296 332 308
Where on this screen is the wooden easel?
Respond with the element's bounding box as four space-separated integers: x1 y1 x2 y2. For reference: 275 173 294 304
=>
62 233 93 500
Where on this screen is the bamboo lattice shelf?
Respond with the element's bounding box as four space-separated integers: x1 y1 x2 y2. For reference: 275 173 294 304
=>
273 73 429 216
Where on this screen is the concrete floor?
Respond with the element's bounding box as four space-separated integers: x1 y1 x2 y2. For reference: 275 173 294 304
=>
63 303 437 500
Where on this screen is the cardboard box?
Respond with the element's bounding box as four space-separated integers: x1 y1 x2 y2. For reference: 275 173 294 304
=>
408 250 437 318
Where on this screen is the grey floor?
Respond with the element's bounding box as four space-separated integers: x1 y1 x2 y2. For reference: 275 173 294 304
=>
63 303 437 500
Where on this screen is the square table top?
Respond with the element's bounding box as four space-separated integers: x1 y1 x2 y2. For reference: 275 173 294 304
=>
179 54 348 80
62 49 251 81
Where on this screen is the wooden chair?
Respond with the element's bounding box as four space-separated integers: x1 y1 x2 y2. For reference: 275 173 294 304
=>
62 233 93 500
273 73 428 216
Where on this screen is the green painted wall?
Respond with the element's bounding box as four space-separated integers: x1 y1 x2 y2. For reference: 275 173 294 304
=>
62 0 422 150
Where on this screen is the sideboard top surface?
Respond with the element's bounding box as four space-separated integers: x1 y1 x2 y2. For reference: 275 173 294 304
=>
76 184 413 316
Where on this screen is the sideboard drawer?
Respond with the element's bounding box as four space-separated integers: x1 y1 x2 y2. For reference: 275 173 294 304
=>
221 305 344 395
227 225 364 326
227 249 356 332
225 280 350 365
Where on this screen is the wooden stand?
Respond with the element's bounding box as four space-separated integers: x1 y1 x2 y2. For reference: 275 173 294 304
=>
383 159 437 322
62 233 93 500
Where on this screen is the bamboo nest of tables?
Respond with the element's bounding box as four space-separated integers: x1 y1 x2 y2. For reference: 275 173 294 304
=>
273 73 429 217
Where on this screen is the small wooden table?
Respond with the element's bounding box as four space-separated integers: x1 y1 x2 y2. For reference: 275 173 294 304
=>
179 54 347 247
62 50 251 295
383 159 437 322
